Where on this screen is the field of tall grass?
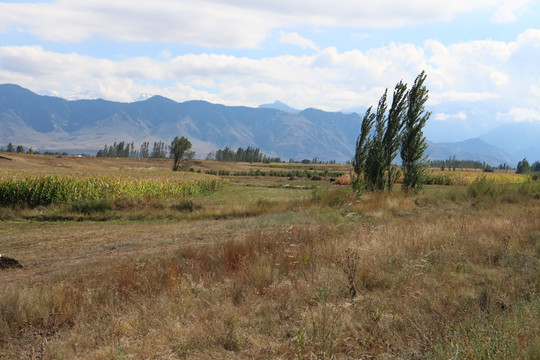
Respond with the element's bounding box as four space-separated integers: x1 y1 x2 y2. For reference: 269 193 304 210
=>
0 169 224 207
425 169 531 186
0 159 538 359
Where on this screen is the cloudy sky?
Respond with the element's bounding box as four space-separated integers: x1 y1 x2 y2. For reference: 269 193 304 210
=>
1 0 540 131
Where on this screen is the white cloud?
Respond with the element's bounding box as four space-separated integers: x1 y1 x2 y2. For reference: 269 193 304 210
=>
0 0 531 48
491 0 530 24
279 32 319 51
0 0 276 47
0 28 539 113
531 85 540 99
429 91 499 105
433 111 467 121
497 108 540 122
160 49 172 59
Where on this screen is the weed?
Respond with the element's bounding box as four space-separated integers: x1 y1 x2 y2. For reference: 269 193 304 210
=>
340 248 359 299
467 176 500 198
311 188 350 208
69 199 112 214
221 314 240 351
171 199 195 212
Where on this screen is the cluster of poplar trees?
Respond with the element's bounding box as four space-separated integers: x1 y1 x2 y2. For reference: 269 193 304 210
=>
96 141 168 159
206 146 281 163
353 71 431 194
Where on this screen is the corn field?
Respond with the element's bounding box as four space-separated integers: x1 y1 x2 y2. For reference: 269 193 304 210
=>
0 170 225 207
425 170 531 186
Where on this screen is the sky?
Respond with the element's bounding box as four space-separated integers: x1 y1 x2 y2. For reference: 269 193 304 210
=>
1 0 540 133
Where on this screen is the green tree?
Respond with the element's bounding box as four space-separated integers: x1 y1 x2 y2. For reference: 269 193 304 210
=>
400 71 431 192
365 90 388 191
516 158 531 174
170 136 194 171
7 142 14 152
151 141 168 159
383 80 408 191
16 145 24 153
352 106 375 194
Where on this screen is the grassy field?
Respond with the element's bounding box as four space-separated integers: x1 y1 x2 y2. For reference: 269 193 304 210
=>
0 154 539 359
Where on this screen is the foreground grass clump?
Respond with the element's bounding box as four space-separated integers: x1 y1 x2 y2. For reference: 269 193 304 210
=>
0 170 224 207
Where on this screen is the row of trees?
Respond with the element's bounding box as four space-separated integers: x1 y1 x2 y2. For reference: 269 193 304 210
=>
353 71 430 194
96 141 170 159
206 146 281 163
0 143 70 156
428 158 512 172
95 137 194 171
1 143 33 154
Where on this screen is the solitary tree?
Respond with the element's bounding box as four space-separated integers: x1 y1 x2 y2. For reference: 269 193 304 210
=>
6 143 14 152
400 71 431 192
170 136 194 171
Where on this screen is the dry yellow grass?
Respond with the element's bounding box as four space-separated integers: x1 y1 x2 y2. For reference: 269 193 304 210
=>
426 169 531 185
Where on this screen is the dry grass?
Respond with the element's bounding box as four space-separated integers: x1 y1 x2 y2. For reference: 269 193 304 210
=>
0 157 538 359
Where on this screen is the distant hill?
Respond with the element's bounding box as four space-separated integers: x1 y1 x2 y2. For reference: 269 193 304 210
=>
258 101 300 113
479 122 540 163
0 84 532 165
0 84 360 161
426 138 517 166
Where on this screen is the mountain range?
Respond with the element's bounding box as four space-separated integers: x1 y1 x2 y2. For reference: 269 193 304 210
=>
1 84 538 166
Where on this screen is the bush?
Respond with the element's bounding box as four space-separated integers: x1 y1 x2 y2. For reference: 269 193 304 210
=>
172 199 195 212
467 176 500 198
312 188 350 207
70 199 112 214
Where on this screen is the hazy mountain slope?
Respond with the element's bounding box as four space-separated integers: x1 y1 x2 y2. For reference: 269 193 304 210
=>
0 84 362 160
480 122 540 162
258 101 300 113
426 138 517 166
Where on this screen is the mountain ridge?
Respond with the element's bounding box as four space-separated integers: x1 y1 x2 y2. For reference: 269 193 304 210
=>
0 84 531 165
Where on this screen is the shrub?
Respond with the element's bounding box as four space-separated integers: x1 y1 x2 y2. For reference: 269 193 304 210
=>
467 176 500 198
172 199 195 212
69 199 112 214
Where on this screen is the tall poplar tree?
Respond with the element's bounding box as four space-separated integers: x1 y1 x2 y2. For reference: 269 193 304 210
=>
365 89 388 191
352 106 375 194
400 71 431 192
383 80 408 190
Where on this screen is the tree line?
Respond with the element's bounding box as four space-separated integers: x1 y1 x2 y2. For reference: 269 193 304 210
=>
517 158 540 174
428 158 512 172
96 141 169 159
0 142 70 156
95 137 194 171
206 146 281 163
353 71 430 194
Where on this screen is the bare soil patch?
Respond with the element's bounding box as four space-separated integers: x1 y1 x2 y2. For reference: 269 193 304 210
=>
0 256 23 270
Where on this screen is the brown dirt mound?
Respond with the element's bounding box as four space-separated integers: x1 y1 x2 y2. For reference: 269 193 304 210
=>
334 173 352 185
0 256 23 270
